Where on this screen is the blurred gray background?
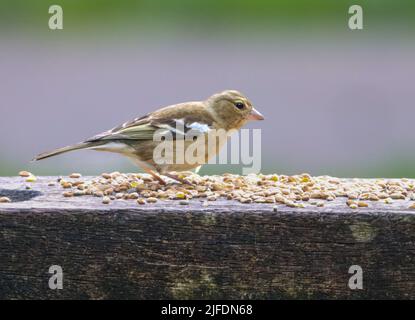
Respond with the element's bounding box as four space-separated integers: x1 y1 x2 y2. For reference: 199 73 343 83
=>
1 0 414 177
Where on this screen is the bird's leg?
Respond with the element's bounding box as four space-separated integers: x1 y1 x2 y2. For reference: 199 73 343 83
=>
134 160 166 185
129 157 190 185
143 168 166 185
163 173 193 185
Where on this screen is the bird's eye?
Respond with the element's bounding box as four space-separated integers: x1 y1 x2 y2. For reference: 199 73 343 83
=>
234 102 244 109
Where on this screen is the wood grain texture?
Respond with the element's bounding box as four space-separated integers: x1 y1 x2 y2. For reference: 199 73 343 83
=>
1 177 415 299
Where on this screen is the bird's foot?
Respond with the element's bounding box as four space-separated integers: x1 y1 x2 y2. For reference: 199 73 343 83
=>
141 168 166 185
163 173 193 185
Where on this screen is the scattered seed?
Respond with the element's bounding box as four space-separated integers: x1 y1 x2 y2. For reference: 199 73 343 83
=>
102 196 111 204
128 192 139 199
346 200 356 207
25 175 37 183
207 195 217 201
270 175 279 182
103 188 113 196
25 171 414 209
175 192 186 199
390 192 405 200
301 195 310 201
61 182 72 189
264 196 275 203
179 200 189 205
369 194 379 201
63 192 74 198
347 193 358 200
137 198 146 205
19 171 31 177
0 197 11 203
94 191 104 197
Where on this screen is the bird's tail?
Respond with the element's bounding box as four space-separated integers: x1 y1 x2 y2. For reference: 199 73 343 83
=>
32 141 103 161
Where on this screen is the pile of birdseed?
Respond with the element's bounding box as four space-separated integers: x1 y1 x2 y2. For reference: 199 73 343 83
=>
12 171 415 209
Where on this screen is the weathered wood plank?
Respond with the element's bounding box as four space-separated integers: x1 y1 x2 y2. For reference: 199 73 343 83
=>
1 177 415 299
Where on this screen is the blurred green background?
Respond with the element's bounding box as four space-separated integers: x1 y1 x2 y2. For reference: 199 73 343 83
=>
0 0 414 177
1 0 415 32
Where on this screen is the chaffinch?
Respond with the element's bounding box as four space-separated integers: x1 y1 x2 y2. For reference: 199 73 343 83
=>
34 90 264 184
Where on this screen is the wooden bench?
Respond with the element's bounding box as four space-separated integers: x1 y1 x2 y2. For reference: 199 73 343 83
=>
1 176 414 299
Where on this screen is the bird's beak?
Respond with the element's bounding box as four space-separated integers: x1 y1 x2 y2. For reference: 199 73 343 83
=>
247 107 264 121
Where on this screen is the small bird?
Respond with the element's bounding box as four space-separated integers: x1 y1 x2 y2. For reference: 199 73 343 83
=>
33 90 264 184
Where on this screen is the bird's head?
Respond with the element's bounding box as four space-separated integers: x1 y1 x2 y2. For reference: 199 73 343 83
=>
206 90 264 130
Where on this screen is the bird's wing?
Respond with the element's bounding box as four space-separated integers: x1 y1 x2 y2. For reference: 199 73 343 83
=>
86 106 215 143
85 115 157 142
